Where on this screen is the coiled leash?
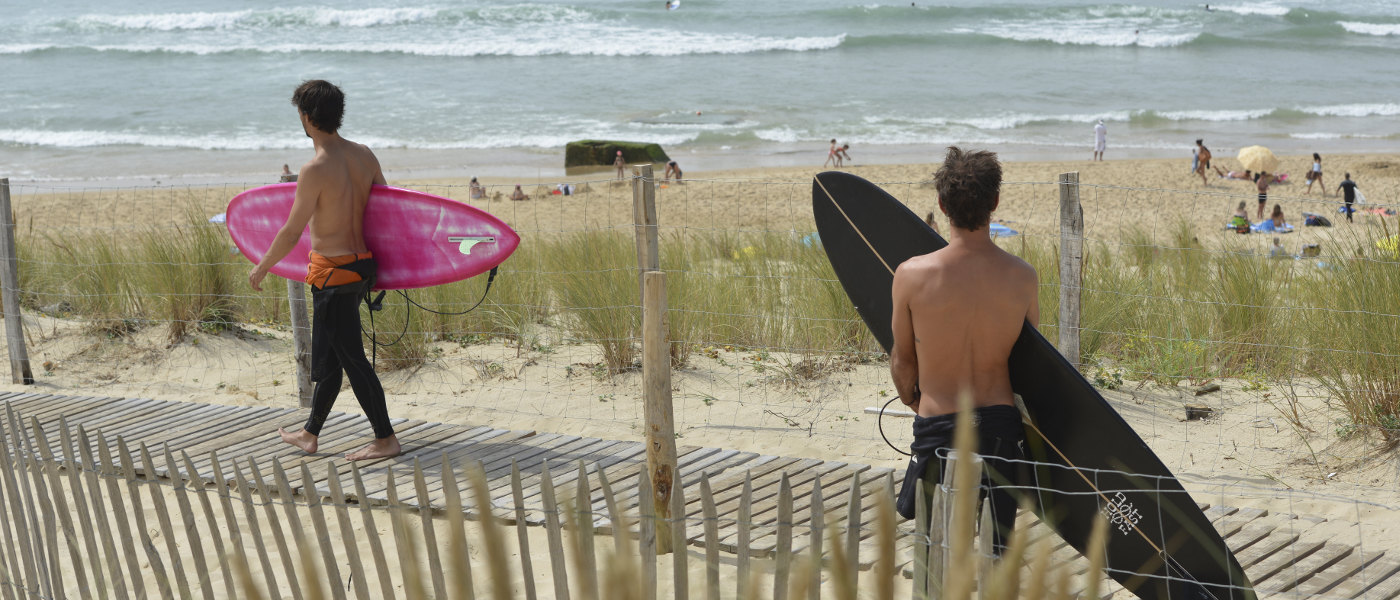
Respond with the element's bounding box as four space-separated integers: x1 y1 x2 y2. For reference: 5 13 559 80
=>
362 267 499 365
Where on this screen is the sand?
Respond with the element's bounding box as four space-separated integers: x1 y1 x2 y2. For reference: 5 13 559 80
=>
3 153 1398 566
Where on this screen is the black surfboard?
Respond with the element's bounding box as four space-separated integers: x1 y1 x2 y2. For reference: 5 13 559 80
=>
812 172 1254 600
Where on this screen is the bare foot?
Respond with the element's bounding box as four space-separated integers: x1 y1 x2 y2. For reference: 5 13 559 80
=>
279 428 318 454
346 435 401 461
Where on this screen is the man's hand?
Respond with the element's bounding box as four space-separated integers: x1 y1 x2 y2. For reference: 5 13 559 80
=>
902 384 920 413
249 266 269 291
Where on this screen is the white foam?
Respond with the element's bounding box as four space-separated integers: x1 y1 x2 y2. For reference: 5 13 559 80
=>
1155 108 1274 122
1210 2 1290 17
0 128 306 150
1299 103 1400 117
1 29 845 58
1338 21 1400 36
69 7 447 31
954 21 1200 48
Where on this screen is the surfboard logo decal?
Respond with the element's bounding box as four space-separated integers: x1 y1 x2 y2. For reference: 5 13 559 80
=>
1101 492 1143 535
448 236 496 255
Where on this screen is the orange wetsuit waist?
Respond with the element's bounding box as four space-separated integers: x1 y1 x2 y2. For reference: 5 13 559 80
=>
306 251 373 289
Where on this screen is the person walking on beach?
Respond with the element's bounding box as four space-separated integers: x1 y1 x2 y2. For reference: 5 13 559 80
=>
250 80 399 461
891 146 1038 557
1338 173 1360 223
1093 120 1107 161
823 139 839 168
1305 153 1325 195
1194 139 1212 186
1255 172 1273 220
614 150 626 180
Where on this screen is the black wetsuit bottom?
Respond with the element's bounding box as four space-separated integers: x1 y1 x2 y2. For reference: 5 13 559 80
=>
896 404 1026 556
303 258 393 440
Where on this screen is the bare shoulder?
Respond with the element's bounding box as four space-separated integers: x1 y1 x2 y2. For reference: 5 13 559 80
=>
998 249 1039 289
893 252 942 278
298 156 331 185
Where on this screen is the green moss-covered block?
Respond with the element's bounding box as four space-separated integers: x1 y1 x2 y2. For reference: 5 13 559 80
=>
565 140 670 173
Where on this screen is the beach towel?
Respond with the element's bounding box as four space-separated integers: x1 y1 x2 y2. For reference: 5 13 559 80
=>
1250 221 1293 234
989 223 1018 237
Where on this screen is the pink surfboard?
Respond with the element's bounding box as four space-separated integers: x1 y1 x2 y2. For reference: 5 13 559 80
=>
226 183 519 290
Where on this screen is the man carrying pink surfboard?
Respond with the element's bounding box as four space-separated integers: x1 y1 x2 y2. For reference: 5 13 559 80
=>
248 80 400 461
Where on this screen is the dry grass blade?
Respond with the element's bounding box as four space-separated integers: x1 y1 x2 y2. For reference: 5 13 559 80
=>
466 462 515 600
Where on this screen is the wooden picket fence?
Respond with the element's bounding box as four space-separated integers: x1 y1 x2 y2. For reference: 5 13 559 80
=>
0 402 925 600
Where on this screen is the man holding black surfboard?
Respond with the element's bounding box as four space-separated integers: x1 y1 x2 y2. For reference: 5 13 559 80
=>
249 80 400 461
889 147 1039 555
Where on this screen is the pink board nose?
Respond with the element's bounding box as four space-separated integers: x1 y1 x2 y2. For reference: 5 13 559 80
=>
226 183 520 290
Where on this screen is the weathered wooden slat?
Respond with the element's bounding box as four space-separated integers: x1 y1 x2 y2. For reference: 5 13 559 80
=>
774 472 794 600
672 474 690 600
845 470 862 592
596 466 627 557
510 461 538 600
296 463 344 600
70 424 127 600
0 425 27 600
361 429 535 504
700 475 720 600
192 412 356 474
386 468 429 599
1257 540 1352 597
639 469 657 600
325 462 372 600
572 461 601 600
0 405 40 598
721 462 853 552
583 447 719 522
1234 530 1302 570
351 463 397 599
439 457 476 600
167 408 302 472
912 478 929 600
160 447 214 599
407 429 574 511
137 442 194 599
31 418 95 600
113 437 173 599
538 463 571 600
1318 557 1400 599
7 406 56 599
182 450 236 600
736 473 752 600
312 425 504 501
808 478 823 600
1289 549 1385 598
506 438 634 507
412 458 448 600
244 457 304 600
750 465 869 554
152 406 291 460
226 453 278 599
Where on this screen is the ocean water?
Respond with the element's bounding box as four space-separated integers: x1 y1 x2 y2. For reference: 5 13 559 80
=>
2 0 1399 181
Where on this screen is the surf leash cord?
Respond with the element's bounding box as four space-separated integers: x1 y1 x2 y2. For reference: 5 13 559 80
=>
813 175 1222 597
361 267 500 366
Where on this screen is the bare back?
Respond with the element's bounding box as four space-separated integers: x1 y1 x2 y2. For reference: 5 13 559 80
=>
301 137 385 256
892 239 1039 416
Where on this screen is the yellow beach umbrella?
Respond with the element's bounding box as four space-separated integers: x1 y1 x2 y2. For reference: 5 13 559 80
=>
1237 145 1279 174
1379 235 1399 258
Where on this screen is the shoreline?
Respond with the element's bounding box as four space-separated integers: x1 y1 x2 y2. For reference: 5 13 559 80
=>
6 137 1400 187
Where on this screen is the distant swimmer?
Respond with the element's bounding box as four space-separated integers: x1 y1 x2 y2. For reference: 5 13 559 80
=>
665 0 680 9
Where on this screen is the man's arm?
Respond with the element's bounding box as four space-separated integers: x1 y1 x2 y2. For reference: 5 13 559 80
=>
889 264 920 411
249 166 319 291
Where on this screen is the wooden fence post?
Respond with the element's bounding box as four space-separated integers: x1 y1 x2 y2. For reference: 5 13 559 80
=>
642 271 678 554
0 179 33 385
1057 171 1084 369
633 164 659 306
287 280 313 407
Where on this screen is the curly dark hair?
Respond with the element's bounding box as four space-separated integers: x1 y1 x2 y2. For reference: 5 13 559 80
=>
291 80 344 135
933 146 1002 230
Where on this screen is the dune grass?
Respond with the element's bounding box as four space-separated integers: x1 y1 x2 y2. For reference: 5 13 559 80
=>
10 204 1399 439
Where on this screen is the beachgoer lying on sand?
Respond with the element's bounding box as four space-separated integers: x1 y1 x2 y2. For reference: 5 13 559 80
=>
1213 167 1253 181
510 185 529 201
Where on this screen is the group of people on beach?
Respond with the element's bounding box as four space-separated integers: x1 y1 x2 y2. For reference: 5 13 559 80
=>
823 139 852 168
